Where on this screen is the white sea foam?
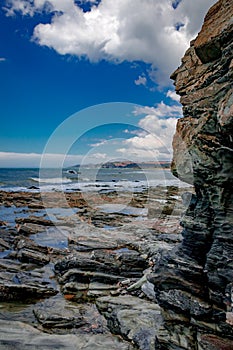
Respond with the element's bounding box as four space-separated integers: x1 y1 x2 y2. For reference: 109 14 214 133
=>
0 168 192 193
30 177 72 184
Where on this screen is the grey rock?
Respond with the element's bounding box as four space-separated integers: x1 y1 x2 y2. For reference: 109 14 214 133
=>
0 281 57 302
96 295 162 350
141 281 156 301
16 216 54 226
154 0 233 348
0 319 133 350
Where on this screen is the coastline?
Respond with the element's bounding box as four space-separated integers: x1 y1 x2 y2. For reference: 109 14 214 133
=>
0 184 191 348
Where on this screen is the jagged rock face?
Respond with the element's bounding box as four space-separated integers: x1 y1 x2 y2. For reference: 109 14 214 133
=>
151 1 233 349
171 0 233 186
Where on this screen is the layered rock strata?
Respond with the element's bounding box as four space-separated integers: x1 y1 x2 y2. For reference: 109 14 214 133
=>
150 0 233 348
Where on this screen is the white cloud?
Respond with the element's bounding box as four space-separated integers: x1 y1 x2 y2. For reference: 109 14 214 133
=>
134 102 182 119
166 89 180 102
4 0 35 16
0 57 6 62
87 152 107 159
0 152 41 168
0 151 114 167
117 100 182 161
117 146 165 161
89 139 108 147
175 0 216 36
118 115 177 160
124 129 141 136
0 152 85 168
134 75 147 86
4 0 216 86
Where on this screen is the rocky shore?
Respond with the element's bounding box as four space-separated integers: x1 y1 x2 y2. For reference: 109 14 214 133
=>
0 1 232 349
0 186 188 349
152 0 233 348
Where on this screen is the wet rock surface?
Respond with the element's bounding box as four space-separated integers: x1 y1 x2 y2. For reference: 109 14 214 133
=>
154 0 233 348
33 296 107 334
96 295 163 350
0 319 133 350
0 185 187 349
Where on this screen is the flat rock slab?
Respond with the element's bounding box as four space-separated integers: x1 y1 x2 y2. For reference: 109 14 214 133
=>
16 216 55 226
0 260 58 302
34 298 86 330
0 282 57 302
96 295 163 350
199 333 233 350
33 295 109 334
0 319 134 350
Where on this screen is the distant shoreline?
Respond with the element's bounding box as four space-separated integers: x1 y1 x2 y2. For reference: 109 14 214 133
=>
100 161 171 169
0 161 171 170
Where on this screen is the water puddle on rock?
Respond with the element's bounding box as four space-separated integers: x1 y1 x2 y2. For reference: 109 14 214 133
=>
40 207 79 222
103 225 118 230
0 250 12 259
97 204 148 217
32 227 69 249
112 247 131 253
0 206 29 227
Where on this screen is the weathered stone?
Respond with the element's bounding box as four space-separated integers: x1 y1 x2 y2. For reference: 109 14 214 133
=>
58 269 125 301
33 296 111 334
55 249 147 280
0 258 58 301
33 296 86 330
55 248 148 301
96 295 162 350
157 289 212 319
16 216 55 226
153 0 233 348
194 0 233 63
0 238 11 251
60 268 126 285
198 334 233 350
15 237 50 265
0 282 57 302
0 319 133 350
17 223 46 235
17 248 50 265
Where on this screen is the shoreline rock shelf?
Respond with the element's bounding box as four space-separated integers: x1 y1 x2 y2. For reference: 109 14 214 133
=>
0 185 186 349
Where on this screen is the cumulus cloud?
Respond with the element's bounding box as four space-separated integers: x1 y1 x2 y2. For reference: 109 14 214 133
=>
117 100 182 161
166 89 180 102
117 115 178 161
134 102 182 119
86 152 107 159
4 0 216 86
122 116 177 159
134 75 147 86
89 139 108 147
0 57 6 62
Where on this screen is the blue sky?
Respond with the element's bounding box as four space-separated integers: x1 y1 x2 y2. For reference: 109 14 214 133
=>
0 0 216 167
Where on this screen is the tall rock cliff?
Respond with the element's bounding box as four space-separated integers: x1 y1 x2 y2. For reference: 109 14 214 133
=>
150 0 233 349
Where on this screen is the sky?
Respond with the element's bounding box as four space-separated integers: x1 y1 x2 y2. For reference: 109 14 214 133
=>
0 0 216 167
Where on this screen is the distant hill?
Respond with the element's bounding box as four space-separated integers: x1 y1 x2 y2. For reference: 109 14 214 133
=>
70 161 171 170
101 161 170 169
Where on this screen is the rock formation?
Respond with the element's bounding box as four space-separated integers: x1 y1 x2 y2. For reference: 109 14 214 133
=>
150 0 233 348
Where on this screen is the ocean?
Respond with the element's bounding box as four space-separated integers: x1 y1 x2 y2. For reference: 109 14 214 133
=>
0 167 188 193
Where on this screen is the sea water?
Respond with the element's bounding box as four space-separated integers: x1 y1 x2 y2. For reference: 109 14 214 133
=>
0 167 187 193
